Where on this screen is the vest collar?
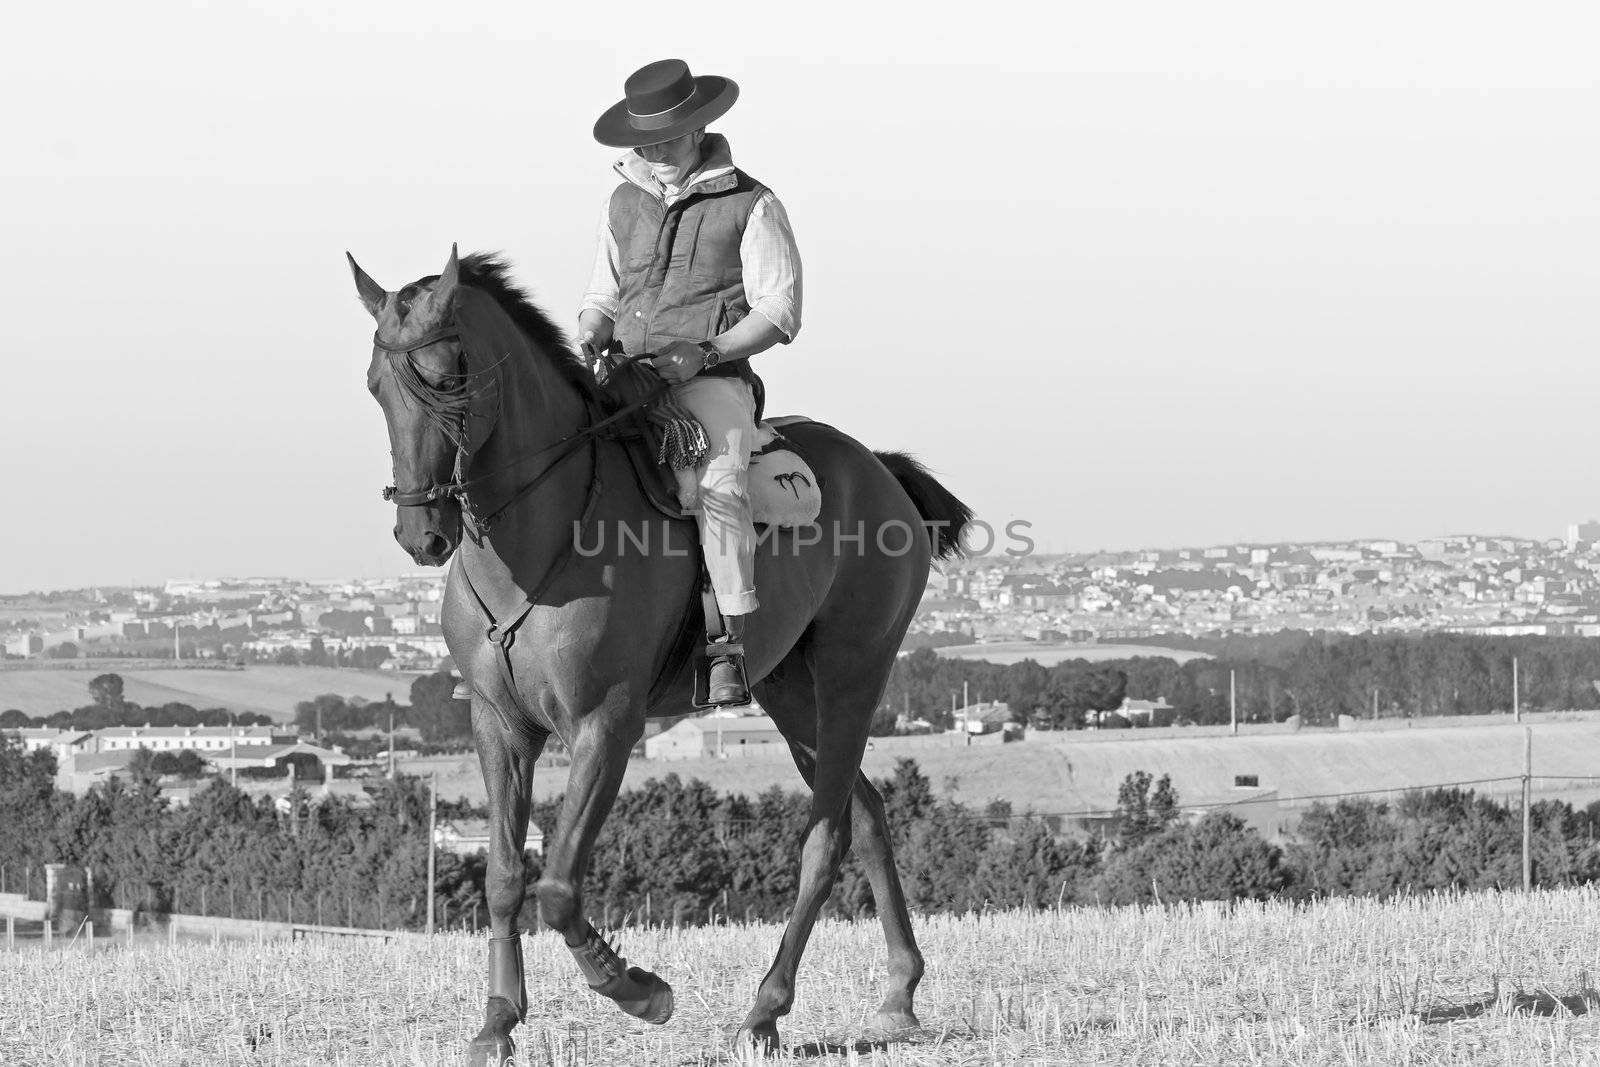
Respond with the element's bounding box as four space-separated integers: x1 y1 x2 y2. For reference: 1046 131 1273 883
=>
614 133 739 205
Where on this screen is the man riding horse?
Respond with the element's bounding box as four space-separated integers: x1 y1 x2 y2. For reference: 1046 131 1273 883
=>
347 56 974 1065
577 58 801 708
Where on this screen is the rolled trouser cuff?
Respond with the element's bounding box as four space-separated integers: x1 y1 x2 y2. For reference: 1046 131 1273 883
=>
715 591 759 616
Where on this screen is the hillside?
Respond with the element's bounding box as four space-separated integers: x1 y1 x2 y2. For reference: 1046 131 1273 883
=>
4 889 1598 1064
404 715 1600 825
0 665 417 722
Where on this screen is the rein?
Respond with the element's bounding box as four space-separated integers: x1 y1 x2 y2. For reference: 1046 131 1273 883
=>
376 328 670 536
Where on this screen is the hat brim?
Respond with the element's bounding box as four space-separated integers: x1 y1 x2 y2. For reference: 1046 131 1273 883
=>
593 75 739 148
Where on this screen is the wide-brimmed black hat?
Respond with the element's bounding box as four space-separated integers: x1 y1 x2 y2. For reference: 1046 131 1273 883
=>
593 59 739 148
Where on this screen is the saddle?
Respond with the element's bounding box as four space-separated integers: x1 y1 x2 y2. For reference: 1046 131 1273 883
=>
598 354 822 528
598 353 823 708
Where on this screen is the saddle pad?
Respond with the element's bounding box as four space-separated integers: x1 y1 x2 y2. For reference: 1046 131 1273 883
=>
669 417 822 528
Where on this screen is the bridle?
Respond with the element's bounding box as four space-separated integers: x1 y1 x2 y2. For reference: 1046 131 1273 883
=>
372 323 670 542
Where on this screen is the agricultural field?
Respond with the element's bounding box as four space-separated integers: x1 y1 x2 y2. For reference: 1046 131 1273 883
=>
400 716 1600 819
0 665 417 722
5 888 1600 1065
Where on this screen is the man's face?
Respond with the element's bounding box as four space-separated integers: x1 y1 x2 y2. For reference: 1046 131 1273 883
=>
635 131 703 188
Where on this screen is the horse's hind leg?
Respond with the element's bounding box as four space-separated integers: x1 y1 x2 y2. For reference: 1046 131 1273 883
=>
850 774 924 1033
756 652 924 1038
738 640 902 1052
467 695 545 1067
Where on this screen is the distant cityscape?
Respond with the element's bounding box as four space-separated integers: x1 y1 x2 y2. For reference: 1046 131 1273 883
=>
8 522 1600 670
917 522 1600 646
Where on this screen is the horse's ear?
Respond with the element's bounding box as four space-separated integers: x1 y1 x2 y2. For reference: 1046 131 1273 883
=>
346 252 386 318
433 243 461 310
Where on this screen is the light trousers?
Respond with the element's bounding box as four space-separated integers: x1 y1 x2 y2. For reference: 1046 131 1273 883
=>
671 375 759 616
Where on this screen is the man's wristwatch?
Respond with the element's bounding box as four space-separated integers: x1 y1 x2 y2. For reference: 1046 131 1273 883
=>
696 340 723 371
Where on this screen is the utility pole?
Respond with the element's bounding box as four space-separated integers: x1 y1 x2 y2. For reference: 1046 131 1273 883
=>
1522 727 1533 892
1372 688 1378 720
1230 670 1237 735
387 705 396 780
426 769 438 935
229 711 237 787
1513 657 1521 723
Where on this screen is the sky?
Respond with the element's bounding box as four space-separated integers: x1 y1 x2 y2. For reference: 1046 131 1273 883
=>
2 0 1597 592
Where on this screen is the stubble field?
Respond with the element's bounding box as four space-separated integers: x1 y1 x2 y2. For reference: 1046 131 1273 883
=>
4 888 1600 1066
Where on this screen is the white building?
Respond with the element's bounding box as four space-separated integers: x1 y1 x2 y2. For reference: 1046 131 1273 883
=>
95 725 292 753
643 713 785 760
436 818 545 857
2 728 96 762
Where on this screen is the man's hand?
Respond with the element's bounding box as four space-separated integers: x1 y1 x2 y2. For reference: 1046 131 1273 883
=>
578 332 610 383
650 340 704 383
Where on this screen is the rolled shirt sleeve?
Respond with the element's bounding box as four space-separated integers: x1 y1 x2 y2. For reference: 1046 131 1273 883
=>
741 191 802 342
579 198 621 322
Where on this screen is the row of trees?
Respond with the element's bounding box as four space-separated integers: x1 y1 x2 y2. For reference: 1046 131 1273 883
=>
881 633 1600 732
10 732 1600 931
290 672 468 743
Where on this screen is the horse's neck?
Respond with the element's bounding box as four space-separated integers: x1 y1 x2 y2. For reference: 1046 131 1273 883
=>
460 312 593 583
484 332 587 469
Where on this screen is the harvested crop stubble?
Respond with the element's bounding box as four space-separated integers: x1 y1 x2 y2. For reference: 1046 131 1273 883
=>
4 888 1600 1064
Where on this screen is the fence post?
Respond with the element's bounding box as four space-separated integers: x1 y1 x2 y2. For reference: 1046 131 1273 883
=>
5 915 12 950
87 921 94 952
43 920 51 950
1523 727 1533 892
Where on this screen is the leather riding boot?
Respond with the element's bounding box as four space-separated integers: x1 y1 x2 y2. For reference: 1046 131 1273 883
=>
707 614 751 708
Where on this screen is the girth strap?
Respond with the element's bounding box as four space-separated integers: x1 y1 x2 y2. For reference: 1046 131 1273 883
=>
455 436 604 735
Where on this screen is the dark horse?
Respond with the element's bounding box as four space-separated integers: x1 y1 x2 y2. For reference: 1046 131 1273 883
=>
348 247 972 1063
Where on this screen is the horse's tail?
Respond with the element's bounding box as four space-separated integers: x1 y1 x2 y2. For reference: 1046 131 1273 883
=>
873 451 974 561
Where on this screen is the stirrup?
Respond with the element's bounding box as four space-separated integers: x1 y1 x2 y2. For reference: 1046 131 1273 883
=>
695 643 751 709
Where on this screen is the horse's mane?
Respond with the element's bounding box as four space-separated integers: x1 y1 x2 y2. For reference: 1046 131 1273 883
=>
455 252 602 404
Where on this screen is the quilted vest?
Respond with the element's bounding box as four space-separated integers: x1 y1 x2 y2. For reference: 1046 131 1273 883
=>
610 168 767 384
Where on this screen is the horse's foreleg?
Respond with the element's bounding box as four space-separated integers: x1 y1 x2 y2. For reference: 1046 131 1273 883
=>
466 696 544 1067
533 712 674 1025
851 774 924 1032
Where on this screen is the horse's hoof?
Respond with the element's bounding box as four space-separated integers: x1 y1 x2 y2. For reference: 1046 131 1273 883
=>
734 1021 781 1057
592 965 674 1025
465 1032 515 1067
868 1007 921 1035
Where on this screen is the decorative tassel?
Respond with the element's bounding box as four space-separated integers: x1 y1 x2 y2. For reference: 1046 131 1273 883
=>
647 393 709 470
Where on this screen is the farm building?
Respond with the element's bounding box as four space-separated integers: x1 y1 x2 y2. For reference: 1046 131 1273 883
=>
952 701 1014 735
94 725 293 753
644 713 785 760
436 818 545 857
211 742 352 781
3 727 96 763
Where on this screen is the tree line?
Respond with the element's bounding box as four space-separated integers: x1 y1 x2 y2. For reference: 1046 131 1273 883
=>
881 633 1600 732
7 735 1600 931
291 672 468 744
